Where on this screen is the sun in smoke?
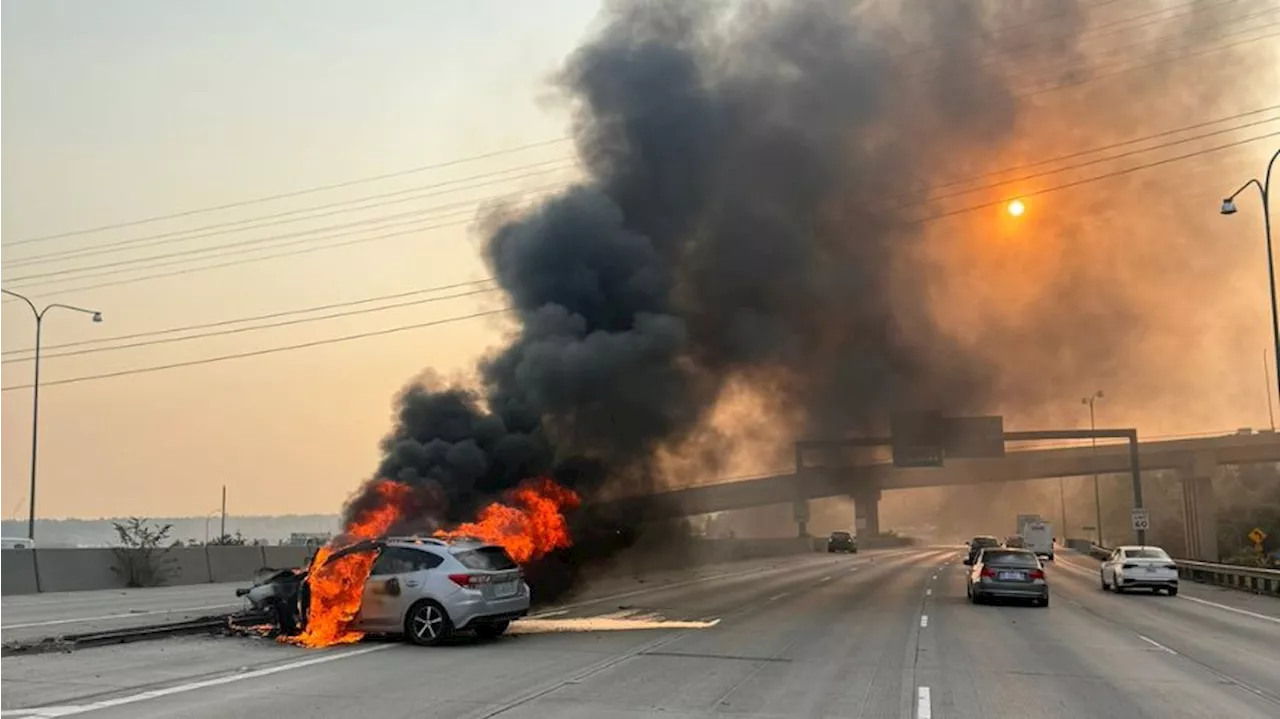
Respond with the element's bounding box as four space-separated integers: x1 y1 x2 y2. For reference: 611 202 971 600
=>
1007 199 1026 217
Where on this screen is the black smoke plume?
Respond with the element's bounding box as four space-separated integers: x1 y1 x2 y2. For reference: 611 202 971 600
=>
342 0 1255 596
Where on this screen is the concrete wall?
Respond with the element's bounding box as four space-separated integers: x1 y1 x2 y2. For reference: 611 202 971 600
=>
34 548 129 592
3 539 835 596
1 545 310 596
1 549 39 594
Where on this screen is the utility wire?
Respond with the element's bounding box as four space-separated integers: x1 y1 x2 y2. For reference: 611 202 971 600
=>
13 108 1274 291
5 107 1270 298
7 134 1273 393
4 157 581 269
1 278 496 356
0 309 512 392
4 138 573 248
898 115 1279 207
0 188 562 293
1 286 501 364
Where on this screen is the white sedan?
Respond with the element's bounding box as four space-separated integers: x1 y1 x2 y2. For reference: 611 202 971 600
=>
1100 545 1179 595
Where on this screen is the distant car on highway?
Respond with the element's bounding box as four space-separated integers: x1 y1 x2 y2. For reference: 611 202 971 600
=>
1099 545 1178 595
965 548 1049 606
1003 535 1025 549
966 535 1002 564
827 531 858 553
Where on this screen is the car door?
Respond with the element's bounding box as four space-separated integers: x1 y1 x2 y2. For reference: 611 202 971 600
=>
360 547 436 631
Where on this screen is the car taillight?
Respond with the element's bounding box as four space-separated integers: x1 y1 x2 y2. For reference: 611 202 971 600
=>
1163 563 1177 570
1029 569 1045 580
980 567 997 578
448 573 492 589
1122 563 1138 569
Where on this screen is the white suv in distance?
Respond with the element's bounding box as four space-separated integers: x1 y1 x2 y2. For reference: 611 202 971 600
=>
326 536 531 645
1100 545 1179 595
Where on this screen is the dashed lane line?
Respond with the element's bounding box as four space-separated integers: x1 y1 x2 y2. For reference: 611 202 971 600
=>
917 686 932 719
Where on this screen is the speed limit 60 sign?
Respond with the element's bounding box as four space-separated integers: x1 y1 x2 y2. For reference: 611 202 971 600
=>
1131 508 1150 531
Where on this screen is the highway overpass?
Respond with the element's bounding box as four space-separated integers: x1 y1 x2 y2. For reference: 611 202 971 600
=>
603 431 1280 560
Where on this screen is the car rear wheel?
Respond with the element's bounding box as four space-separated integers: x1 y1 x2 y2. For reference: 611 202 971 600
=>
405 600 453 646
474 620 510 640
1167 586 1178 596
1038 595 1050 607
1100 573 1109 591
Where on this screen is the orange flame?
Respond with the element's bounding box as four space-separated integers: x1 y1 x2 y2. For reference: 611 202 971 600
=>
435 477 581 564
284 480 409 648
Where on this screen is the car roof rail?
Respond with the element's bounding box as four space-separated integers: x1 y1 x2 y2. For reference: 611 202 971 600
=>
386 535 449 546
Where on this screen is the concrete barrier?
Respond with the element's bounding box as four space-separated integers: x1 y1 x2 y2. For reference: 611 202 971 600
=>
1 550 39 594
33 548 127 593
207 545 268 583
263 546 311 570
2 538 834 596
165 547 213 585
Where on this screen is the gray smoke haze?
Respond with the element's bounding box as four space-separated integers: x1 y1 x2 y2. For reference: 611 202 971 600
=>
345 0 1271 549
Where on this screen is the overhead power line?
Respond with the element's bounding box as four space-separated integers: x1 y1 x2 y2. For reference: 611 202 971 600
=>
0 278 497 358
4 111 1271 300
0 308 513 392
6 134 1274 393
4 158 581 270
12 108 1274 293
4 137 573 248
0 188 562 297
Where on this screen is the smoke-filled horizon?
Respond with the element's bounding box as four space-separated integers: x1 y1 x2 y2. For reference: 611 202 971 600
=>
342 0 1274 542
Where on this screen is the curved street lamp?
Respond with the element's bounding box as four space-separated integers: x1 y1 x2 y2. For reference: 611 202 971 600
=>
1221 148 1280 409
2 289 103 540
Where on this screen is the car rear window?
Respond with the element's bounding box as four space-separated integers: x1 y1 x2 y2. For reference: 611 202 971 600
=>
974 537 1001 547
982 550 1040 567
831 532 851 539
454 546 519 571
1125 548 1170 559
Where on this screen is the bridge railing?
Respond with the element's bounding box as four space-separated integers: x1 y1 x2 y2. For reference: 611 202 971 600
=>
1086 544 1280 596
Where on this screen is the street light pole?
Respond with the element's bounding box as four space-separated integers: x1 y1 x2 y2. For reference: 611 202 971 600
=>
1222 148 1280 409
1 290 103 541
1082 390 1105 546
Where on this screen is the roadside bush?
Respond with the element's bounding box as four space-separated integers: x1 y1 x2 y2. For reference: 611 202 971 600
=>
111 517 177 587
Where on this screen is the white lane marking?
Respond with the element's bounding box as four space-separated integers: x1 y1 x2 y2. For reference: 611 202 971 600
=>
2 604 242 629
926 588 932 596
920 615 929 628
917 686 932 719
1137 634 1178 654
768 592 789 602
1178 595 1280 624
0 645 391 717
819 575 832 583
525 609 569 620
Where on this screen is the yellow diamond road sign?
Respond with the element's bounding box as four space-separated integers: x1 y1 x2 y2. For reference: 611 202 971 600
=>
1249 528 1267 545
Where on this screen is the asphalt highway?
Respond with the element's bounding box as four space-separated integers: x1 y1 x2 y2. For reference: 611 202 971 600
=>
2 547 1277 718
0 582 249 642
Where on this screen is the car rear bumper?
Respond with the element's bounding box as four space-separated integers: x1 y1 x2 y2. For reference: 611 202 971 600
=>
448 590 532 629
1118 577 1177 588
977 581 1048 599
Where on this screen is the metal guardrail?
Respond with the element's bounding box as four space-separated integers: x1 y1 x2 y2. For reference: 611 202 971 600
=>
1086 545 1280 596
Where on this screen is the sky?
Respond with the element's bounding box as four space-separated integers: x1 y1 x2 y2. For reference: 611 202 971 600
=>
2 0 1279 521
2 0 599 519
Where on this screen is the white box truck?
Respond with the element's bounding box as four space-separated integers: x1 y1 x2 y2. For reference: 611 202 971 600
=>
1024 520 1054 560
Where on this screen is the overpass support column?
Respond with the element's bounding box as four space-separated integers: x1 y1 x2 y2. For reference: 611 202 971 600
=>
852 488 881 537
1179 452 1219 561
